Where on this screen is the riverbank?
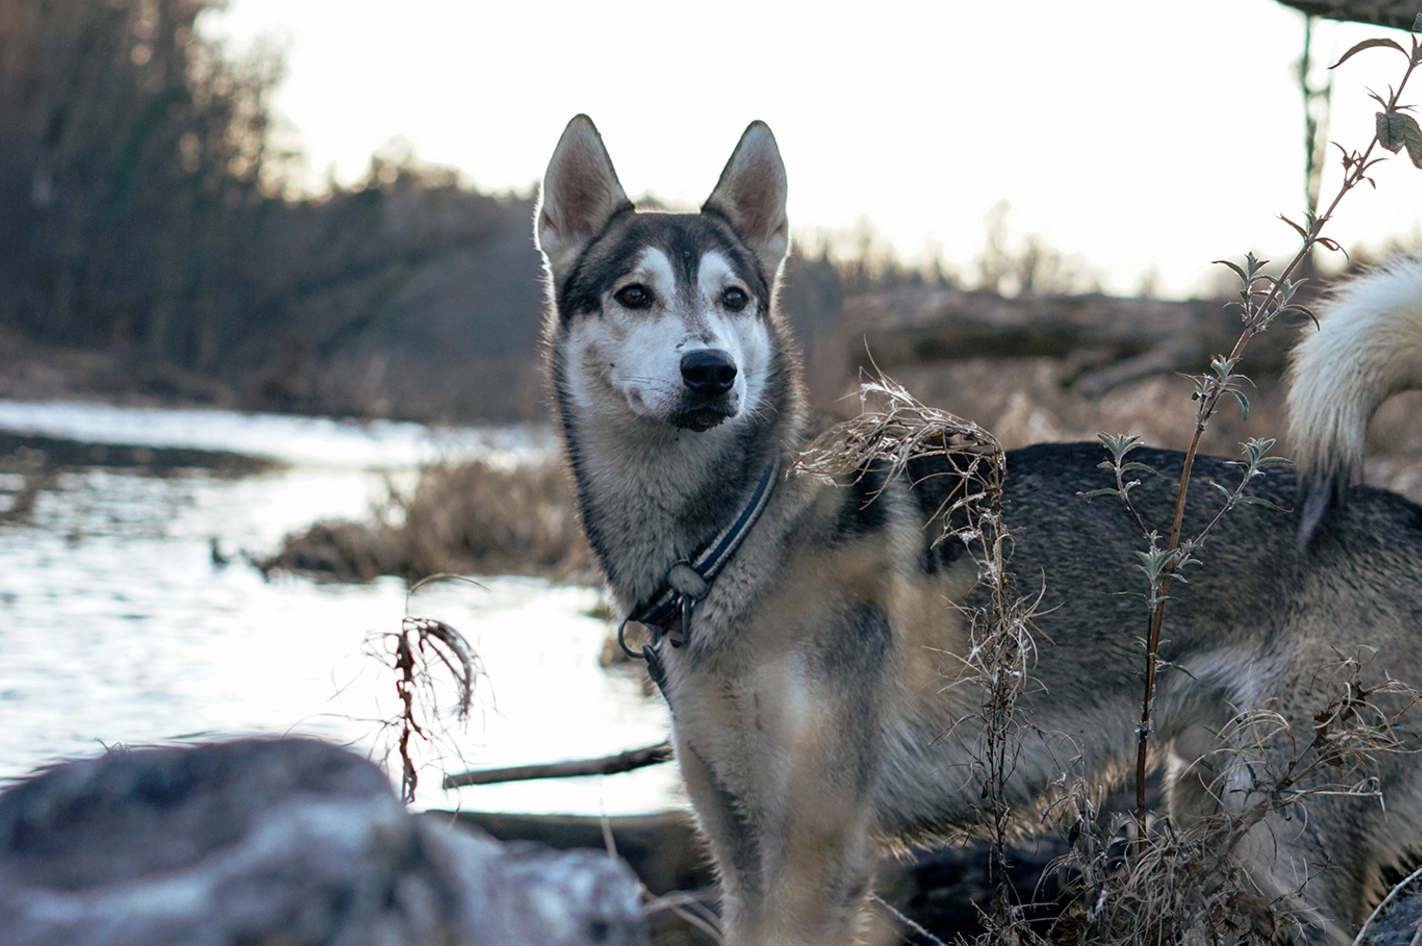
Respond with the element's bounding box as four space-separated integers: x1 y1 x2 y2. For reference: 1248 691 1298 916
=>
0 323 547 425
0 326 239 411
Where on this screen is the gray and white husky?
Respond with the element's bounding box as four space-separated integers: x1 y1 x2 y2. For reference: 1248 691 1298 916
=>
535 114 1422 945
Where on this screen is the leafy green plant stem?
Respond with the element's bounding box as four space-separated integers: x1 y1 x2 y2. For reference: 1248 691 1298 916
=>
1130 31 1422 850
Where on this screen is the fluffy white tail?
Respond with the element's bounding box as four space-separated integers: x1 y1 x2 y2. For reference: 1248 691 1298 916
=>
1288 253 1422 544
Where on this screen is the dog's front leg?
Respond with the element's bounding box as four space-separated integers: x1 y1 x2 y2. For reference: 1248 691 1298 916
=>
676 718 882 946
674 605 891 945
758 777 880 946
672 735 766 941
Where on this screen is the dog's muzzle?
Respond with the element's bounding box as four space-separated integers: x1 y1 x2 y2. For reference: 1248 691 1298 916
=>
672 349 738 431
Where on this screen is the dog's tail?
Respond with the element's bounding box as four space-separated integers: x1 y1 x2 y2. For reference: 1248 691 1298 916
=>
1288 253 1422 546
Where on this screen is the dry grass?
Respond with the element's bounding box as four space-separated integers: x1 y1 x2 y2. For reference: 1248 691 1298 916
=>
878 358 1281 458
258 458 592 583
1039 652 1421 946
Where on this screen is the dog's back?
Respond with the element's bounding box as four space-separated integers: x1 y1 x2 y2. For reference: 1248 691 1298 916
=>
881 437 1422 936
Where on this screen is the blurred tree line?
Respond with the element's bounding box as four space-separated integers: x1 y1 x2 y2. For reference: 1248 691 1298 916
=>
0 0 950 422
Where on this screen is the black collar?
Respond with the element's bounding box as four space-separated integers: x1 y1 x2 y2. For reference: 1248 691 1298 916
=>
617 456 781 688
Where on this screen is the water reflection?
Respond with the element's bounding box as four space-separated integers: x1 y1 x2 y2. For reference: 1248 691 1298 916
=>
0 401 680 815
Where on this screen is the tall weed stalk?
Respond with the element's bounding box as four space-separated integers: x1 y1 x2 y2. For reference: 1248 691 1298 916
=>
1093 21 1422 843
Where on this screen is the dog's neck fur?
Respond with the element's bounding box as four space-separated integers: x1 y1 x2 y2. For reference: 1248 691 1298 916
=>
560 358 804 611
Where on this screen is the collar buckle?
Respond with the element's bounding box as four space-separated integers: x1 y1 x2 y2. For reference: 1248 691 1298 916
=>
618 456 781 684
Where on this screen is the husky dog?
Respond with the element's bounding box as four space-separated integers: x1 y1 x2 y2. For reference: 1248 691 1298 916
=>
535 114 1422 945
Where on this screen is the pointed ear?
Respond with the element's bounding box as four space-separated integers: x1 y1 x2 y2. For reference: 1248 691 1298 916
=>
536 115 632 279
702 121 789 276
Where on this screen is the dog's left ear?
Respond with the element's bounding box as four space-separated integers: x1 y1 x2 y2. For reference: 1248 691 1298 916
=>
703 121 789 277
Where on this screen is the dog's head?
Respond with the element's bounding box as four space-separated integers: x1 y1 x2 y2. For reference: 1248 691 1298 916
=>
536 116 788 434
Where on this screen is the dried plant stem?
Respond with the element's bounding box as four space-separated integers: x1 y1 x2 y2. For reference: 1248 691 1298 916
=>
871 893 952 946
797 375 1042 921
644 890 724 944
1299 16 1333 222
382 612 478 803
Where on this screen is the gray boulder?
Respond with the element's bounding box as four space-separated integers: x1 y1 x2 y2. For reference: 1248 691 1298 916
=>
0 737 645 946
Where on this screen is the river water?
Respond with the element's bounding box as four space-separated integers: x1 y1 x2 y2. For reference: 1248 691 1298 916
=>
0 400 681 815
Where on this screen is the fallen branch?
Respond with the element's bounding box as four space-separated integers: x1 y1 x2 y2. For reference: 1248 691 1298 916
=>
840 288 1305 395
442 740 673 789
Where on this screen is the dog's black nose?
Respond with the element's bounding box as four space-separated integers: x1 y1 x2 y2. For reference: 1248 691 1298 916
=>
681 349 737 396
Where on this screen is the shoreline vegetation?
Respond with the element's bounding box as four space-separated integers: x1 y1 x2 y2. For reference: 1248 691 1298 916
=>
256 457 593 583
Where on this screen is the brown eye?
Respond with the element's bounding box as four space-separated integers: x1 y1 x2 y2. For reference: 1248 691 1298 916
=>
722 287 749 311
614 284 653 309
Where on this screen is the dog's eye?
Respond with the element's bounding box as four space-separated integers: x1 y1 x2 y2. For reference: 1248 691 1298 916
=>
614 284 653 309
721 287 749 311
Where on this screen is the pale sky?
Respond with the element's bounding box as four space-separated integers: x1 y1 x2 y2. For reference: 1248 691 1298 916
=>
203 1 1422 298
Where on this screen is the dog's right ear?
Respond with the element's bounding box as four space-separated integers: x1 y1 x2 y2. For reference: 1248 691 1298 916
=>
536 115 632 281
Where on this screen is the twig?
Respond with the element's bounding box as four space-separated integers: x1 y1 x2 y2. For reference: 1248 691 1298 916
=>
644 890 724 944
442 739 672 789
870 892 952 946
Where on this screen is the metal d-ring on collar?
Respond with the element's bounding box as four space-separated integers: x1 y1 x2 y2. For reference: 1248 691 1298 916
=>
617 455 782 691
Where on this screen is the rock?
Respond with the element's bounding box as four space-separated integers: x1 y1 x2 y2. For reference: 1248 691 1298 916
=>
0 737 646 946
1365 888 1422 945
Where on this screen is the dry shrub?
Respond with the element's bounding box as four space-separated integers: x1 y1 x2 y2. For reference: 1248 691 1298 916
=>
398 459 590 576
1027 650 1422 946
259 458 592 582
798 376 1046 933
261 520 400 582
